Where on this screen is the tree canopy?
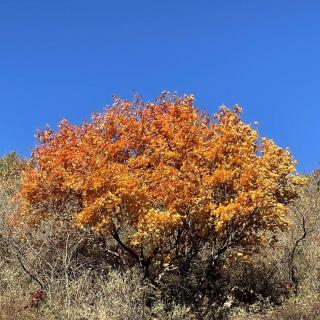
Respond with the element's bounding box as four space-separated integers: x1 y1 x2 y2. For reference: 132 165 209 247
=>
17 94 303 274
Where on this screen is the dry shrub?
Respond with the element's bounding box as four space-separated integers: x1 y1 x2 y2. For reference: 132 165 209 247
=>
229 291 320 320
0 258 38 320
228 170 320 319
0 263 196 320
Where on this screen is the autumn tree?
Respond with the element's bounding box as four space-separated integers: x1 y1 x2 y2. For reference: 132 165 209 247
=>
16 94 303 278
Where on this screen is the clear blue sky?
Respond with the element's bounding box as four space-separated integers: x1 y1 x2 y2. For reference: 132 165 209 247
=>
0 0 319 173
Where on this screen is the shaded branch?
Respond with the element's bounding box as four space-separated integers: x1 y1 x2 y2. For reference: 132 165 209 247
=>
289 210 314 292
0 234 45 289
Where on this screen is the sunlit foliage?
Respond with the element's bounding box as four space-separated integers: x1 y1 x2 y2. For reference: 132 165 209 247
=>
17 94 302 273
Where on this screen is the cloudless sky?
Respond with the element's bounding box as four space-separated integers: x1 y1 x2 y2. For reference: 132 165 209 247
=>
0 0 319 172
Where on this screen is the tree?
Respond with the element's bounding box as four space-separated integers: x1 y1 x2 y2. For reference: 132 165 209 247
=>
16 94 303 278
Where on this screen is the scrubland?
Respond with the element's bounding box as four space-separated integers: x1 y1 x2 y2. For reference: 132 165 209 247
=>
0 96 319 319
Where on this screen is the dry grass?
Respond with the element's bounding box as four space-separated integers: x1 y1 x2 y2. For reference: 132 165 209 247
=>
0 263 197 320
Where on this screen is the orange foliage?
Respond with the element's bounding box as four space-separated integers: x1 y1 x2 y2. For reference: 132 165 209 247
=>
17 94 302 266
